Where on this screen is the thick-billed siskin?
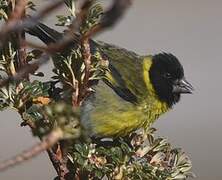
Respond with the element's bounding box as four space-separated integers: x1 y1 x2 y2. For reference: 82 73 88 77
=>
27 23 193 138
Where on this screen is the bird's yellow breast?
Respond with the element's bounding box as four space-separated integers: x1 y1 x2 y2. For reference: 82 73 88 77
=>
141 57 170 128
138 96 169 130
88 57 170 137
92 96 169 137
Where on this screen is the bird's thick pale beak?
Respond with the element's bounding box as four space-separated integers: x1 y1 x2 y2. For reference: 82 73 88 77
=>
173 78 194 94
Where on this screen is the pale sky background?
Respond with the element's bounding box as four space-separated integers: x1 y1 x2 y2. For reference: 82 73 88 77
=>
0 0 222 179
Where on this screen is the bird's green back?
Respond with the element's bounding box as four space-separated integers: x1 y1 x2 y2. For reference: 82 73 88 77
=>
94 41 150 103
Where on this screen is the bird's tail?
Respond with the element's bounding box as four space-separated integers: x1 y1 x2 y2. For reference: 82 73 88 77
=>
25 22 63 45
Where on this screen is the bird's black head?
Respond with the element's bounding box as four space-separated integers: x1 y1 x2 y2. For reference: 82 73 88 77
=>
149 53 193 107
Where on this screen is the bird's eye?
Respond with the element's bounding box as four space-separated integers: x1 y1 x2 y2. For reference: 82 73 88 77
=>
164 73 172 79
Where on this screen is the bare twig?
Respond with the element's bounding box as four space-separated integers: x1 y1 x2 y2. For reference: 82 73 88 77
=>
82 0 132 40
101 0 132 28
0 128 63 172
0 0 64 47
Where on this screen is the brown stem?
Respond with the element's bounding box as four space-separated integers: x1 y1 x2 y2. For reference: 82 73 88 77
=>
9 0 27 21
47 144 66 178
47 141 76 180
47 148 61 175
72 81 79 108
15 1 28 79
82 39 91 88
58 141 73 180
17 31 27 68
77 38 92 106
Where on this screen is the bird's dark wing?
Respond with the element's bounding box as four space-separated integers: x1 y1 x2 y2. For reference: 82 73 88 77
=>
26 23 63 44
94 41 149 103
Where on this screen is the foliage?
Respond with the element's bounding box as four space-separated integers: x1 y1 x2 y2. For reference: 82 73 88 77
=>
23 102 81 139
69 129 194 179
0 0 194 179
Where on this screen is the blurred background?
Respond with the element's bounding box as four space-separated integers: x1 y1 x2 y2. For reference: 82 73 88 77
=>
0 0 221 179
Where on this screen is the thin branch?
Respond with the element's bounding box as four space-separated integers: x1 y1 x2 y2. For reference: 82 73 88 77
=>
77 37 91 106
82 0 132 40
13 0 28 76
0 0 64 47
0 128 63 172
17 32 27 69
9 0 27 21
100 0 132 28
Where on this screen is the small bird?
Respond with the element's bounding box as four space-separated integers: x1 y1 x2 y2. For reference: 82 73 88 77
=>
27 23 193 138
